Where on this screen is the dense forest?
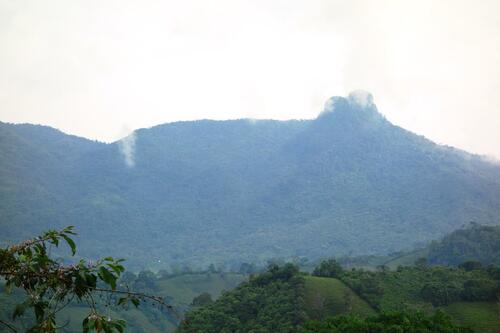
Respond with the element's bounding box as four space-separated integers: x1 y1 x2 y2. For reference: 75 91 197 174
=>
176 260 500 333
2 93 500 270
427 224 500 266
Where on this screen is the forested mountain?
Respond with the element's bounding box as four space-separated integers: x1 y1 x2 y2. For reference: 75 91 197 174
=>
2 92 500 269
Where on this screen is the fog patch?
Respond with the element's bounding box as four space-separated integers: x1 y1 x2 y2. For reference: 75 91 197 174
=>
119 131 136 167
348 90 374 108
480 154 500 165
323 97 336 113
246 118 259 125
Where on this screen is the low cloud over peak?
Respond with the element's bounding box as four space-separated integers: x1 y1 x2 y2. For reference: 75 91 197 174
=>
323 90 375 114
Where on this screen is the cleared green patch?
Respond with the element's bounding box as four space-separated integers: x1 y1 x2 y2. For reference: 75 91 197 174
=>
157 272 246 306
384 249 429 270
304 276 375 320
443 301 500 333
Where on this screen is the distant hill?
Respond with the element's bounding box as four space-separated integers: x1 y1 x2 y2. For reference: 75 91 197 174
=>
367 223 500 269
2 91 500 268
177 264 500 333
426 223 500 266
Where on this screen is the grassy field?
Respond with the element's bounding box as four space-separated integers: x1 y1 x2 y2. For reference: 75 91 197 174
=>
157 272 246 307
303 275 500 333
443 301 500 333
303 276 376 320
383 249 429 270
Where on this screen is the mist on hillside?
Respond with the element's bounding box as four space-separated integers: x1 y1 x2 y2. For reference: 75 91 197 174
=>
1 1 500 333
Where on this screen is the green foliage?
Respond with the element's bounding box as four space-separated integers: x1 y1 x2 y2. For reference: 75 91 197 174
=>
190 292 213 307
427 224 500 266
300 311 473 333
340 269 384 309
176 264 305 333
312 259 343 278
0 227 167 333
420 282 463 306
461 279 498 301
442 302 500 333
339 265 500 311
458 261 483 272
157 264 499 333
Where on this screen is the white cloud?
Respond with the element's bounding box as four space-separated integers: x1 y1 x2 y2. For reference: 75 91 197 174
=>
348 90 373 108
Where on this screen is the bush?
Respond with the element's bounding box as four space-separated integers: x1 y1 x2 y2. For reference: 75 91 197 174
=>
300 311 473 333
420 282 462 306
458 261 483 272
313 259 343 278
462 279 498 301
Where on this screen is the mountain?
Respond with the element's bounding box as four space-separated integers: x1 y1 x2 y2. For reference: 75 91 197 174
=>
2 91 500 269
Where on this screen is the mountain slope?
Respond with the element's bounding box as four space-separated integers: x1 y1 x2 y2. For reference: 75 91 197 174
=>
1 92 500 268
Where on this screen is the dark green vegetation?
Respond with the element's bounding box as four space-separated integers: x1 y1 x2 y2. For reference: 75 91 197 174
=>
312 259 343 278
2 93 500 268
340 265 500 310
330 223 500 271
337 265 500 332
178 262 496 333
300 311 473 333
427 224 500 266
177 264 305 333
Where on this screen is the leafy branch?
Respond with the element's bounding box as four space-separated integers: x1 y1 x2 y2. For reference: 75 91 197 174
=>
0 226 174 332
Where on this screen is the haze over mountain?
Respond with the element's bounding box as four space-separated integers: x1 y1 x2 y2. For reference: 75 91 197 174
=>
1 92 500 269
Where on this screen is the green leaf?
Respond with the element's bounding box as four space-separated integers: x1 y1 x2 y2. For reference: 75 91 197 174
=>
34 303 45 321
131 297 140 308
61 234 76 256
113 319 127 333
63 225 76 235
108 263 125 275
82 317 89 333
98 267 117 290
12 301 28 319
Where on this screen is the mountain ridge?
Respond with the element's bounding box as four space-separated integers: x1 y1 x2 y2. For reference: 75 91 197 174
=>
1 93 500 269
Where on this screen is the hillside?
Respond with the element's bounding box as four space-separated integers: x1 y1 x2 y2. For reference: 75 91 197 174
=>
0 272 246 333
303 276 375 319
427 224 500 266
178 264 498 332
2 92 500 268
362 223 500 269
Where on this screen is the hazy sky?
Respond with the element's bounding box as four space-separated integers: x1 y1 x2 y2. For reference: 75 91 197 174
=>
1 0 499 157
